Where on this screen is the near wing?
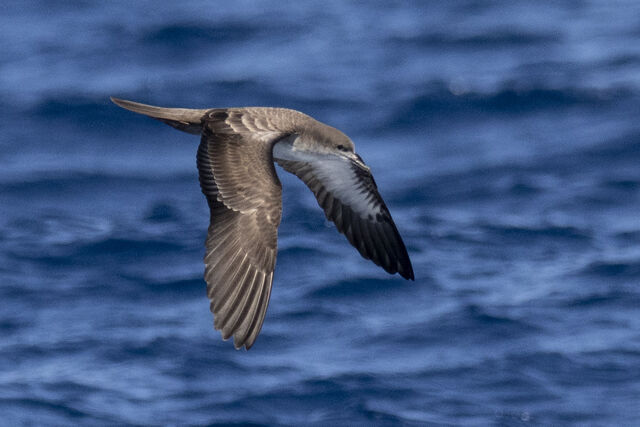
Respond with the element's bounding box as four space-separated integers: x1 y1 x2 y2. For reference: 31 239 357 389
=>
197 110 286 349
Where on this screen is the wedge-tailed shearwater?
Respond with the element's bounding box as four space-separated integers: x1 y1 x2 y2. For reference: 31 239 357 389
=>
111 97 414 349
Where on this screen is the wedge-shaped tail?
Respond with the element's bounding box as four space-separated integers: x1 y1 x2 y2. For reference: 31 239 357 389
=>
110 97 207 134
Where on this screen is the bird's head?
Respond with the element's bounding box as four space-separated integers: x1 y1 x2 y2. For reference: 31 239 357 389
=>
331 135 369 171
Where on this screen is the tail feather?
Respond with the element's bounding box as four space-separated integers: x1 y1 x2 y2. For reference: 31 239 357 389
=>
111 97 208 134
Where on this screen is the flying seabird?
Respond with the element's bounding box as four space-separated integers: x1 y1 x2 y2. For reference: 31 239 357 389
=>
111 97 414 349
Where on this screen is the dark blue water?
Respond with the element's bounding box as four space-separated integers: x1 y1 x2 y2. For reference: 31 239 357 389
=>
2 1 639 425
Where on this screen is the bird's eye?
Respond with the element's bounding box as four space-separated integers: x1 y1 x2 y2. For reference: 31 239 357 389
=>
337 145 348 152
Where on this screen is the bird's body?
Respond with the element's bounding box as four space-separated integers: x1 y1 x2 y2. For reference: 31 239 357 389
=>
111 97 413 349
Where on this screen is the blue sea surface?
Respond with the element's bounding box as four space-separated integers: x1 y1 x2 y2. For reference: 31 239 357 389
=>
1 1 640 425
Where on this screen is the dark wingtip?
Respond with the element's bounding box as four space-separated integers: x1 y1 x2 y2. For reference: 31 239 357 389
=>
398 254 416 281
400 263 415 281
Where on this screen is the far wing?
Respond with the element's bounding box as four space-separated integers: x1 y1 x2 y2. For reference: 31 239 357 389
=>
274 145 414 280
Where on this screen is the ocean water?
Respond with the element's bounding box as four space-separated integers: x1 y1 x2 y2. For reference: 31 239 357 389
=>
1 1 640 425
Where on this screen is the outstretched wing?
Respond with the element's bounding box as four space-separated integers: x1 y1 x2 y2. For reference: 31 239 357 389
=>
274 143 414 280
110 96 414 347
197 110 287 350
